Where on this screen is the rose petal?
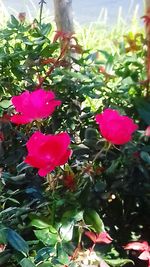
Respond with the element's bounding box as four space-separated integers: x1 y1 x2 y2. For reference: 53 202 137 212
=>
95 108 138 145
11 89 61 124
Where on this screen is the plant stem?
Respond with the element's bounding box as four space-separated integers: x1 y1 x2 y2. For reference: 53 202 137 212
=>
37 42 69 88
93 142 111 161
39 0 46 25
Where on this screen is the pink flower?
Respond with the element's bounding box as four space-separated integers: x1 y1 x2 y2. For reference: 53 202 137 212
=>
124 241 150 267
145 126 150 137
85 231 113 244
24 131 72 177
95 108 138 145
11 89 61 124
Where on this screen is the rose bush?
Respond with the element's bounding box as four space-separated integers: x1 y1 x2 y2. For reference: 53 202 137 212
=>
0 14 149 267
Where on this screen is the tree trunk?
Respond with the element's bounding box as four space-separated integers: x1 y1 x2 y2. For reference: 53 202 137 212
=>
53 0 74 33
144 0 150 12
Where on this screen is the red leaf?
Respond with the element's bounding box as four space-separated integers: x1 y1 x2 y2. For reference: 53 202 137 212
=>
138 251 150 261
142 15 150 27
53 31 73 43
85 231 112 244
0 132 4 142
0 244 6 253
64 172 76 190
145 126 150 137
123 241 149 251
41 58 56 65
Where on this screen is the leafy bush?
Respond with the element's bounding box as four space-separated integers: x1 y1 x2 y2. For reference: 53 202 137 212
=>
0 14 149 267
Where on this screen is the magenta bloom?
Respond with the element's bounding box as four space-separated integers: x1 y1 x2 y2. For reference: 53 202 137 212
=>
95 108 138 145
24 131 72 177
11 89 61 124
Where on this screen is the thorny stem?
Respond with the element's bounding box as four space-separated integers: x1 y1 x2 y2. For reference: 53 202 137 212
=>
35 120 42 131
46 173 56 191
37 42 69 88
39 0 46 25
78 227 83 248
93 142 112 161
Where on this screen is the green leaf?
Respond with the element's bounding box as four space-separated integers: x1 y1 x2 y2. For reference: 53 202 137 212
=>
99 50 113 60
0 227 7 244
41 43 59 57
94 181 107 193
0 100 11 108
34 228 59 246
35 247 55 264
83 209 104 233
16 162 31 173
31 219 53 229
40 23 52 36
62 210 83 223
56 243 70 265
86 52 99 62
73 144 90 156
7 228 29 256
137 108 150 125
38 262 53 267
10 15 19 27
20 258 36 267
85 127 97 147
140 151 150 164
33 37 45 45
59 222 74 241
0 251 12 265
135 98 150 125
105 258 134 266
84 128 97 140
106 159 120 175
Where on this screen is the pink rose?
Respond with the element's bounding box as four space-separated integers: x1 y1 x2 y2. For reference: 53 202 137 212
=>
24 131 72 177
95 108 138 145
11 89 61 124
